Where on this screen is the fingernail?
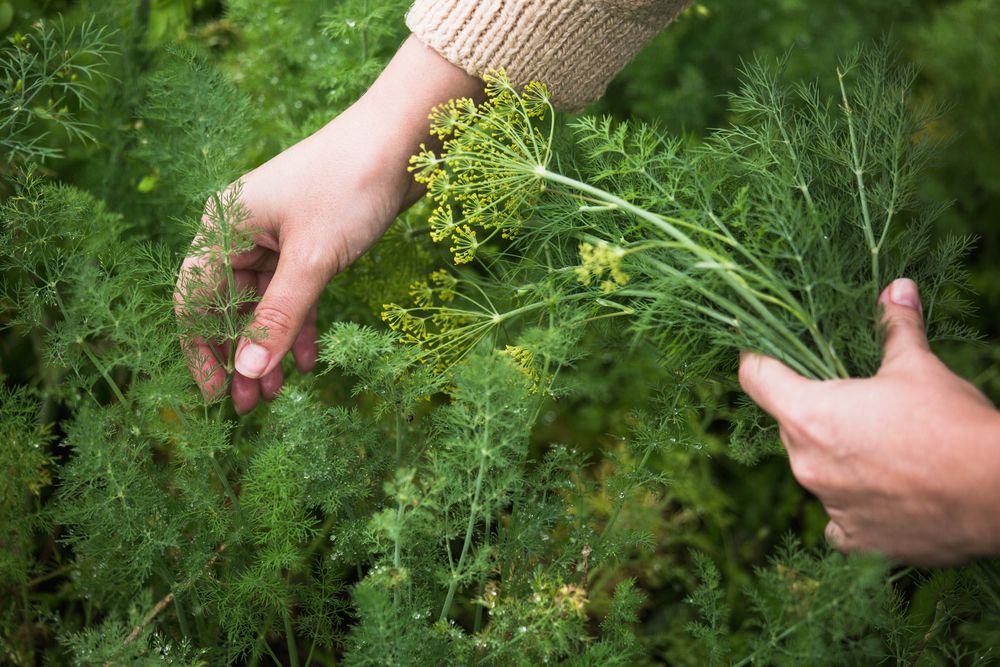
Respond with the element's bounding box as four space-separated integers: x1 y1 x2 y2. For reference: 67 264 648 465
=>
235 343 269 378
889 278 920 310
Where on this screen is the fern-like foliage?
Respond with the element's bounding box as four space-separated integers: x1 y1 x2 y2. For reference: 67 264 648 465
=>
0 17 113 164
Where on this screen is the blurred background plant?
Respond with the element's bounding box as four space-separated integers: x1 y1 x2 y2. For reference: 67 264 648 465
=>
1 0 998 665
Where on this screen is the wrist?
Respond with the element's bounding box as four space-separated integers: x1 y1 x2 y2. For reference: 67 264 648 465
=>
359 35 482 152
355 35 484 204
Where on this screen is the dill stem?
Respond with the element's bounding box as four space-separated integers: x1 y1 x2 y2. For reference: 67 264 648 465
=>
473 510 492 634
20 584 33 664
393 409 404 609
542 167 848 379
597 457 645 547
598 391 683 546
27 563 73 588
209 452 244 525
838 68 880 303
263 636 285 666
248 612 274 667
80 342 127 403
211 191 241 374
304 636 318 667
47 287 130 402
283 606 300 667
440 453 487 621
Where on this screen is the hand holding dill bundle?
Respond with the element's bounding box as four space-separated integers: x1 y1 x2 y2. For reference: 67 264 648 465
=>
409 49 973 383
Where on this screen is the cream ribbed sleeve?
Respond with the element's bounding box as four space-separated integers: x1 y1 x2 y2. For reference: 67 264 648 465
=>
406 0 691 111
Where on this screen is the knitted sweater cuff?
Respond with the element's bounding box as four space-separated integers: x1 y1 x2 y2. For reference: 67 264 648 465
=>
406 0 690 112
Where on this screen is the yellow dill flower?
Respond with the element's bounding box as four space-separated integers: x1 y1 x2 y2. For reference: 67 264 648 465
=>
555 584 588 618
428 205 456 243
427 97 476 140
501 344 540 388
449 224 479 264
576 240 628 289
407 69 554 266
429 269 457 302
408 280 434 308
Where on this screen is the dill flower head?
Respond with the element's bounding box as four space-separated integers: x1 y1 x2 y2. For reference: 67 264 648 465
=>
409 69 555 264
575 240 629 292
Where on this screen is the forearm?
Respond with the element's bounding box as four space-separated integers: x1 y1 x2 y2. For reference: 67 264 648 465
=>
353 35 484 206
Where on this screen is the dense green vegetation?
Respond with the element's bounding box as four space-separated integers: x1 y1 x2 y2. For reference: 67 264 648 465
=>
1 0 998 664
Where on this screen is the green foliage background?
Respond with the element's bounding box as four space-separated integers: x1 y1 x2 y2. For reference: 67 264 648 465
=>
1 0 998 665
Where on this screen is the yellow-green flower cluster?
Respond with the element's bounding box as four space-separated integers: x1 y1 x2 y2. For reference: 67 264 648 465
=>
500 344 540 390
575 240 629 293
381 270 501 369
409 69 555 265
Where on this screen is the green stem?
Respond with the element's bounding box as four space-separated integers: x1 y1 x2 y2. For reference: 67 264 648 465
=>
837 68 879 303
263 637 285 667
80 341 127 403
283 607 300 667
393 409 405 609
304 636 318 667
209 453 244 526
27 563 73 588
538 167 846 379
249 613 276 667
211 191 241 374
598 391 685 546
473 511 492 634
440 454 488 622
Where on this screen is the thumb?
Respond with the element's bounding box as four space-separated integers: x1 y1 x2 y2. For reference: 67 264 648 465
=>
738 351 813 422
234 245 329 379
878 278 929 370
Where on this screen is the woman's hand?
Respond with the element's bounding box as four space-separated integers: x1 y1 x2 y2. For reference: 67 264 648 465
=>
176 35 482 413
739 278 1000 566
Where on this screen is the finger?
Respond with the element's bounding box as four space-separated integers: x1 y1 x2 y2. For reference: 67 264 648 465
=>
234 240 332 379
878 278 929 371
233 269 258 317
292 304 318 373
182 336 228 400
738 351 814 423
231 245 279 273
261 365 284 401
255 271 288 398
175 255 224 396
175 240 273 398
825 520 849 552
231 371 261 415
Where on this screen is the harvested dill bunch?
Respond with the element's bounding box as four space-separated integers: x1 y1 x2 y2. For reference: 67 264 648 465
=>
410 47 974 383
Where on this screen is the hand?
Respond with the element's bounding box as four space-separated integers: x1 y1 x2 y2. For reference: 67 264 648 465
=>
739 278 1000 566
175 35 482 413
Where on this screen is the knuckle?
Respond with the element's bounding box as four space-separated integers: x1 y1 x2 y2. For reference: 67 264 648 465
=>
737 358 757 395
784 401 835 448
789 452 824 491
252 305 296 339
298 246 331 275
